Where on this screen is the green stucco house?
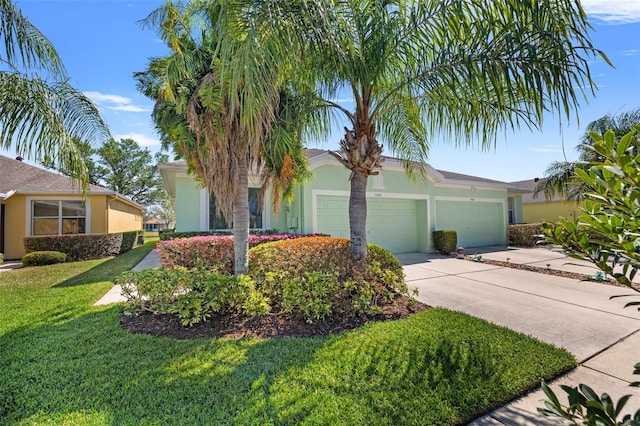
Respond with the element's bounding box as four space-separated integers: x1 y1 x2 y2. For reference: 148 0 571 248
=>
159 149 525 253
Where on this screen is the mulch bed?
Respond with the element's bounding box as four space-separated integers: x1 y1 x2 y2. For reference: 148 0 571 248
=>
466 256 640 291
121 294 429 340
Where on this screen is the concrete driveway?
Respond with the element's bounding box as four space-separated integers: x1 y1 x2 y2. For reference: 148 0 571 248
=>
396 248 640 425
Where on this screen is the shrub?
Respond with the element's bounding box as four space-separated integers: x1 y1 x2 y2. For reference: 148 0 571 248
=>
157 233 317 272
508 223 543 247
22 251 66 266
120 231 139 253
249 236 409 321
433 230 457 255
117 268 269 327
159 229 280 241
23 232 139 261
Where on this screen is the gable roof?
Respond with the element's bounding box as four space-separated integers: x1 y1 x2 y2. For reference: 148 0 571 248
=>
0 155 143 210
511 178 567 203
159 149 524 195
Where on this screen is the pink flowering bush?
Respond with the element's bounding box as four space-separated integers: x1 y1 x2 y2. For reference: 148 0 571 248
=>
157 233 315 273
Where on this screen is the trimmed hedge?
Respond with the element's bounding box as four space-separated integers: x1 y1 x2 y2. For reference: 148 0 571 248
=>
159 229 280 241
121 236 409 325
157 233 319 272
433 230 457 255
23 231 140 261
22 251 67 266
508 223 543 247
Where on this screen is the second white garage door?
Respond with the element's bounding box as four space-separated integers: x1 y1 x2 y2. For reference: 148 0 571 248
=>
434 200 505 247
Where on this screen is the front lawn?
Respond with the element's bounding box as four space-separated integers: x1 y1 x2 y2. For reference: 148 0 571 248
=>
0 244 576 425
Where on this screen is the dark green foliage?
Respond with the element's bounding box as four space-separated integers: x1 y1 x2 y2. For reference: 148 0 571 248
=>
21 251 66 266
118 268 268 326
124 236 408 324
433 230 457 255
539 379 640 425
508 223 543 247
120 231 139 253
24 232 139 261
539 125 640 424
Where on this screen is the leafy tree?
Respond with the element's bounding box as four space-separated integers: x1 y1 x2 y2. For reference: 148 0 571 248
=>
41 138 108 185
136 1 314 275
0 0 109 187
225 0 608 260
97 138 168 207
534 108 640 201
146 197 175 229
539 126 640 425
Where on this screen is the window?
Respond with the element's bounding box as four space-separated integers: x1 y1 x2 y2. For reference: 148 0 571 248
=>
32 200 86 235
209 188 263 230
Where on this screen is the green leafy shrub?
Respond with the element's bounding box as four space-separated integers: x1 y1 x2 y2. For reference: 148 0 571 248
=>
433 230 457 255
22 251 66 266
249 236 409 321
23 232 139 261
508 223 543 247
117 268 269 326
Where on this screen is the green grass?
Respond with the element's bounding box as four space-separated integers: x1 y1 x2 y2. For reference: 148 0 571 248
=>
0 243 576 425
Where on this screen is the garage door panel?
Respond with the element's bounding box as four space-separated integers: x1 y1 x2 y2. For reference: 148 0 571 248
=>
316 196 420 253
435 201 504 247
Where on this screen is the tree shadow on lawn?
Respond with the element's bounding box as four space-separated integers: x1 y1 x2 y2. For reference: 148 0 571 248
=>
0 305 574 425
53 244 155 289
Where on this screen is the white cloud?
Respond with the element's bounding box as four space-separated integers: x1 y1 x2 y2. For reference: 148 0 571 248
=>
623 49 640 56
108 105 150 113
83 91 149 113
114 133 161 147
84 91 131 105
528 145 563 153
580 0 640 24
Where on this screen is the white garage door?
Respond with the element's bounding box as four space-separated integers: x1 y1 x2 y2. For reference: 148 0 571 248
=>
435 200 505 247
316 195 419 253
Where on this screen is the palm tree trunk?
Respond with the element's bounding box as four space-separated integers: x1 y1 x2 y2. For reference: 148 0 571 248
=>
349 169 368 260
234 154 250 275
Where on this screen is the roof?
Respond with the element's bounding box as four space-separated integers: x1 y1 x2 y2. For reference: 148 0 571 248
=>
159 149 524 194
0 155 143 210
511 178 566 203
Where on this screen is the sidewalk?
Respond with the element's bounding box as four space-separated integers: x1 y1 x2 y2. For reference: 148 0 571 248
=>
93 248 161 306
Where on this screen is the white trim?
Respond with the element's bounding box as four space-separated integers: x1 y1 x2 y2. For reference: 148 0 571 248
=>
199 188 208 231
372 173 384 189
202 186 269 231
433 196 508 242
25 196 92 236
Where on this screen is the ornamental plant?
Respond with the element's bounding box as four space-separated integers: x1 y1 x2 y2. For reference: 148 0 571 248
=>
538 126 640 425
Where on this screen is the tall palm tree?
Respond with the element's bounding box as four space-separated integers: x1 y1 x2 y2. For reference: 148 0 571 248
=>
0 0 109 187
137 1 314 275
534 107 640 201
223 0 607 260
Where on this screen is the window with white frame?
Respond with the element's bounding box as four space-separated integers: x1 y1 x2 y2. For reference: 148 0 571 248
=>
209 188 263 230
32 200 86 235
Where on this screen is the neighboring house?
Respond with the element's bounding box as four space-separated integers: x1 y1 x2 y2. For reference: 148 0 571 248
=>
0 155 144 260
159 149 525 254
143 219 173 232
512 178 582 224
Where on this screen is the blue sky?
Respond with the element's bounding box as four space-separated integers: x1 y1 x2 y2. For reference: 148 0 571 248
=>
4 0 640 182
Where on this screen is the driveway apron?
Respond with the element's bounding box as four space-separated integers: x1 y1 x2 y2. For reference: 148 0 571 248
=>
396 251 640 425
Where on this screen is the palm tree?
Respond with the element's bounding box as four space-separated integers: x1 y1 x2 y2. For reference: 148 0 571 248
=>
534 108 640 201
0 0 109 186
221 0 607 260
136 1 313 275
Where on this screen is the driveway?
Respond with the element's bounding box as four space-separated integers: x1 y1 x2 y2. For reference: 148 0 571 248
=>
396 248 640 425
